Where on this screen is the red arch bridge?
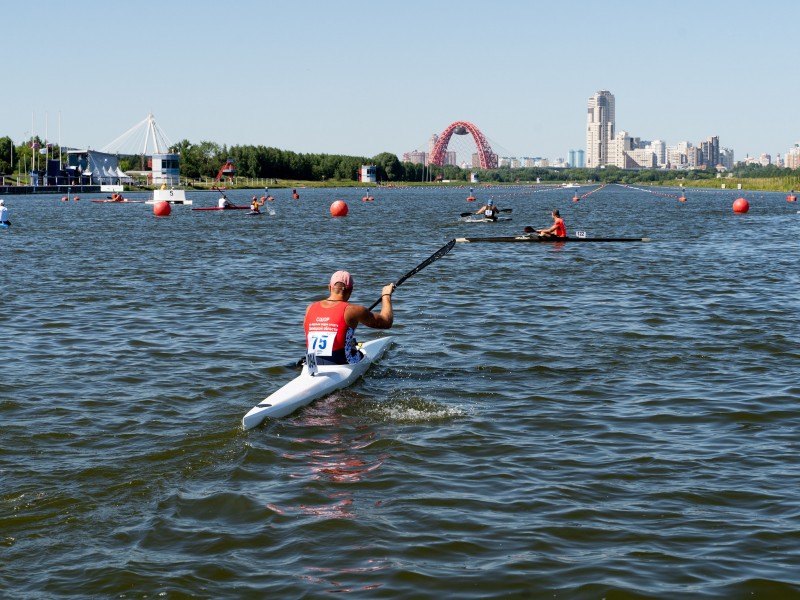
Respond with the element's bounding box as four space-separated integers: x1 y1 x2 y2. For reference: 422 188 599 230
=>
428 120 498 169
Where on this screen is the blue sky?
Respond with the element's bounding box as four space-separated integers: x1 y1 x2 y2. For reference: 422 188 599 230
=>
4 0 798 163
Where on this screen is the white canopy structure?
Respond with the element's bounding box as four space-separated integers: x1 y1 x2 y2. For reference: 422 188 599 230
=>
87 151 132 184
100 113 174 156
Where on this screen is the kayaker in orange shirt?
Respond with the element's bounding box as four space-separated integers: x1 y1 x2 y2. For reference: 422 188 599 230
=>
304 271 395 365
537 209 566 238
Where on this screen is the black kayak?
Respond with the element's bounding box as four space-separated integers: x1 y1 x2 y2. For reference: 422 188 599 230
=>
456 234 651 243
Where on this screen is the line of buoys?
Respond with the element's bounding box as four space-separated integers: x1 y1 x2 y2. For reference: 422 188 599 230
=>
576 184 607 200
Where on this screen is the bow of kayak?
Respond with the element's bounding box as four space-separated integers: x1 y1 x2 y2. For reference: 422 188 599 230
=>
242 336 393 430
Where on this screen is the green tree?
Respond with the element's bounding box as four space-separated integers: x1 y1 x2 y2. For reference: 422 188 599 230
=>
0 136 13 173
372 152 403 181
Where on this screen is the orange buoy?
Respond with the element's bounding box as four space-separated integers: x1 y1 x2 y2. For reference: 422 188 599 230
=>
268 196 274 201
330 200 348 217
73 196 80 201
466 196 476 202
62 196 68 202
679 195 687 202
732 198 749 213
153 200 171 216
292 189 299 199
787 195 797 202
572 195 579 202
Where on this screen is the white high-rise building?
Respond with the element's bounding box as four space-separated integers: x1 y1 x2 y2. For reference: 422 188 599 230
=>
649 140 666 167
785 145 800 169
586 90 615 168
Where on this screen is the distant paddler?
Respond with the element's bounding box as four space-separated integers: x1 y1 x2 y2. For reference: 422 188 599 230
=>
0 199 10 227
250 196 265 213
475 198 499 221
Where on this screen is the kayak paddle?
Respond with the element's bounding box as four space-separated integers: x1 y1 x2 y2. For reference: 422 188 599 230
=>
367 238 456 310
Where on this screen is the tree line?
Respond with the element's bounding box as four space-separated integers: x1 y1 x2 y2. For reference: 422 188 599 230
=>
2 134 799 186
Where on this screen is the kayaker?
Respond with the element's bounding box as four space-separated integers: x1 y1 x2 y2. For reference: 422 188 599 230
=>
217 196 233 209
250 196 264 213
537 209 566 238
304 271 395 365
475 198 499 221
0 199 9 226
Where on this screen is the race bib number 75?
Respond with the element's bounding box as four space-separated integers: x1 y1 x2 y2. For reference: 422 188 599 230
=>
307 332 335 356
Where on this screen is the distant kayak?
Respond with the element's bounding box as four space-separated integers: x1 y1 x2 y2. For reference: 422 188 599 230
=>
90 199 145 204
456 234 651 243
462 216 512 223
191 205 250 211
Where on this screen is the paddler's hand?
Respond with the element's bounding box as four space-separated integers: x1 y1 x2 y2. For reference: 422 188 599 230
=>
381 283 396 298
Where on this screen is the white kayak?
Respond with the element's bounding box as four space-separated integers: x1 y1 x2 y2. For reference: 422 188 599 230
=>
462 216 512 223
242 336 393 430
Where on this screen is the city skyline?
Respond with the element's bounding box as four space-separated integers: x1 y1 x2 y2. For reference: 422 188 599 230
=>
2 1 798 166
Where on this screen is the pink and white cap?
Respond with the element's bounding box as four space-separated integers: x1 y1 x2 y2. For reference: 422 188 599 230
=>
330 270 353 290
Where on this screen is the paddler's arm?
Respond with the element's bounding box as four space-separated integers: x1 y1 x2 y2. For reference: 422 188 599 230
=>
348 283 395 329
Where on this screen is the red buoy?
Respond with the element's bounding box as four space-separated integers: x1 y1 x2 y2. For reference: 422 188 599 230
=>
293 189 300 200
572 195 579 202
330 200 348 217
62 196 68 202
788 195 797 202
732 198 749 213
153 200 171 216
73 196 80 201
679 195 687 202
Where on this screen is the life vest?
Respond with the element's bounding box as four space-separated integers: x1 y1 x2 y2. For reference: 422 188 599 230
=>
554 217 566 237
